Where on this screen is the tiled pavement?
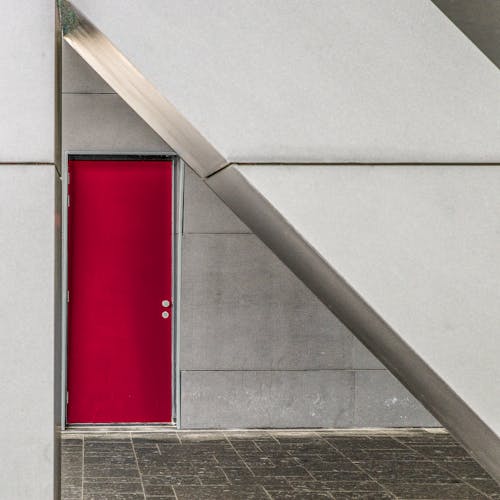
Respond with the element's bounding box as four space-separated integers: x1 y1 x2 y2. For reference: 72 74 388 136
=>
61 429 500 499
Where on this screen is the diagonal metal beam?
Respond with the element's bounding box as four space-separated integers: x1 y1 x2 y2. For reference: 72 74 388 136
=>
59 1 227 178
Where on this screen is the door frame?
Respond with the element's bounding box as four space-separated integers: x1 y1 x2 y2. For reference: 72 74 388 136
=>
61 152 184 430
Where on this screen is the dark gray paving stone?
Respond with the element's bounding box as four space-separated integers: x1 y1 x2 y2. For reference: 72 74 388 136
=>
410 444 474 460
440 460 495 480
132 433 180 443
332 494 394 499
326 437 407 451
250 466 311 477
174 485 268 499
84 477 143 494
62 430 496 500
356 459 459 483
384 481 488 499
84 465 141 478
83 495 145 500
61 483 83 499
268 491 332 499
143 475 200 492
465 478 500 496
288 479 384 493
299 457 364 472
394 433 458 445
310 469 373 482
62 438 84 446
341 448 423 462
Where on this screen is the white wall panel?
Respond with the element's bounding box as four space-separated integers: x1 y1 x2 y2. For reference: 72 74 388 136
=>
0 1 54 162
70 0 500 167
0 165 58 499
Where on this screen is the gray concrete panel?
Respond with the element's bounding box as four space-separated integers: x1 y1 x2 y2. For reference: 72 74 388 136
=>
62 41 114 93
355 371 438 428
62 93 172 153
180 370 354 429
0 1 54 162
70 0 500 167
180 234 353 370
352 340 385 370
183 167 250 234
0 166 58 499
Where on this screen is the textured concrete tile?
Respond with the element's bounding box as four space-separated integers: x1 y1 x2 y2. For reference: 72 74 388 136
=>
354 371 438 427
439 460 494 480
174 485 268 499
62 42 115 94
62 94 172 154
410 444 473 460
383 481 487 499
351 340 385 369
84 477 143 494
268 492 331 499
325 436 407 451
356 459 459 483
181 370 354 428
183 166 250 234
63 431 496 500
180 234 353 370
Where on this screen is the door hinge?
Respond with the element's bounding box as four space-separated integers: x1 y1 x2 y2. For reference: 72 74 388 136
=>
66 391 69 404
67 172 70 184
67 194 70 207
66 290 70 303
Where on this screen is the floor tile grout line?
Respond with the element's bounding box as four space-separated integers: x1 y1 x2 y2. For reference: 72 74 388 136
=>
396 437 492 498
321 436 397 499
224 432 258 478
130 433 147 500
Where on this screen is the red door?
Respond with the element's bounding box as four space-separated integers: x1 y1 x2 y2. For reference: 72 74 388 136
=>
67 158 173 424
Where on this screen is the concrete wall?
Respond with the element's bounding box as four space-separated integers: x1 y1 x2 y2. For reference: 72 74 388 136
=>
62 42 437 429
71 0 500 170
0 167 59 499
0 2 59 498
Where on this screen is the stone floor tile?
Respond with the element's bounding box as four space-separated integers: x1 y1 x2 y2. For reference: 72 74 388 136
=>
267 491 332 499
331 494 394 499
411 444 474 459
326 437 407 451
174 484 269 499
61 429 496 500
465 478 500 496
356 459 460 483
288 479 384 493
83 495 145 500
83 477 143 494
383 481 488 499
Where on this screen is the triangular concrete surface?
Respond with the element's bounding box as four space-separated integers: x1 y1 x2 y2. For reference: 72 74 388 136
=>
60 1 500 481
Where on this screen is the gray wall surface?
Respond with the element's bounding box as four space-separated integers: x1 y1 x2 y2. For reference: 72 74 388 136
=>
0 166 59 499
63 42 437 429
70 0 500 169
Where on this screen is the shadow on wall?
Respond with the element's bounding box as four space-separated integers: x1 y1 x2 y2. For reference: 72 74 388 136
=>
431 0 500 69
